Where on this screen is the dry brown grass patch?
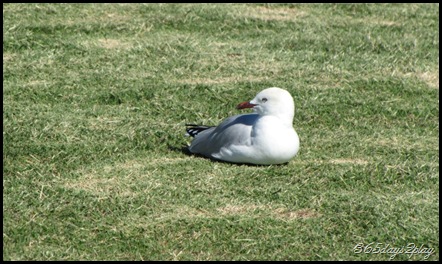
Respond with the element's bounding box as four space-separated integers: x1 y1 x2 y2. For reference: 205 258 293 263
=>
417 71 439 89
217 204 264 215
97 38 131 50
273 208 321 220
393 70 439 89
330 158 369 165
178 75 271 85
243 6 306 22
25 80 51 87
378 20 398 26
217 204 321 220
371 19 400 27
63 157 193 196
3 52 16 63
64 171 122 196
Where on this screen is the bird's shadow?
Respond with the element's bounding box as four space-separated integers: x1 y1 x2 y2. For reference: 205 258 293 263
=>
168 144 193 156
167 144 289 167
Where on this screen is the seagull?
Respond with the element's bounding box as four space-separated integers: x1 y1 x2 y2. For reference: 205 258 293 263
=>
185 87 300 165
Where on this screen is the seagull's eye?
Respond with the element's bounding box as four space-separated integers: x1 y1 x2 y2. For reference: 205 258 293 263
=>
262 98 268 103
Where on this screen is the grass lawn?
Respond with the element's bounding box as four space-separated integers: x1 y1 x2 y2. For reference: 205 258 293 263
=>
3 3 439 260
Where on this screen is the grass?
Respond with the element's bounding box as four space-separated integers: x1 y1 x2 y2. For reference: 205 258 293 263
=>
3 3 439 260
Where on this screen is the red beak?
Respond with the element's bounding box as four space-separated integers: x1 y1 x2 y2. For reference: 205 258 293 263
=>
236 101 257 109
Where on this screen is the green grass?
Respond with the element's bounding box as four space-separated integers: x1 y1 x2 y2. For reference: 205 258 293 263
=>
3 3 439 260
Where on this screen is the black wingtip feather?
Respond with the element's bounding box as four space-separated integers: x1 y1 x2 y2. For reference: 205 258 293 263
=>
185 124 214 137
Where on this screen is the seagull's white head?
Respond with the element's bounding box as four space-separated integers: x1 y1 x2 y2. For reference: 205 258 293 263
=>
237 87 295 124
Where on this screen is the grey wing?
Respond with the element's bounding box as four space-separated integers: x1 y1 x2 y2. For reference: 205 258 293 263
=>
188 114 258 157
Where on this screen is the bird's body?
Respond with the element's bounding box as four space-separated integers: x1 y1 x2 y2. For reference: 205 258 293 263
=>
186 87 300 165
